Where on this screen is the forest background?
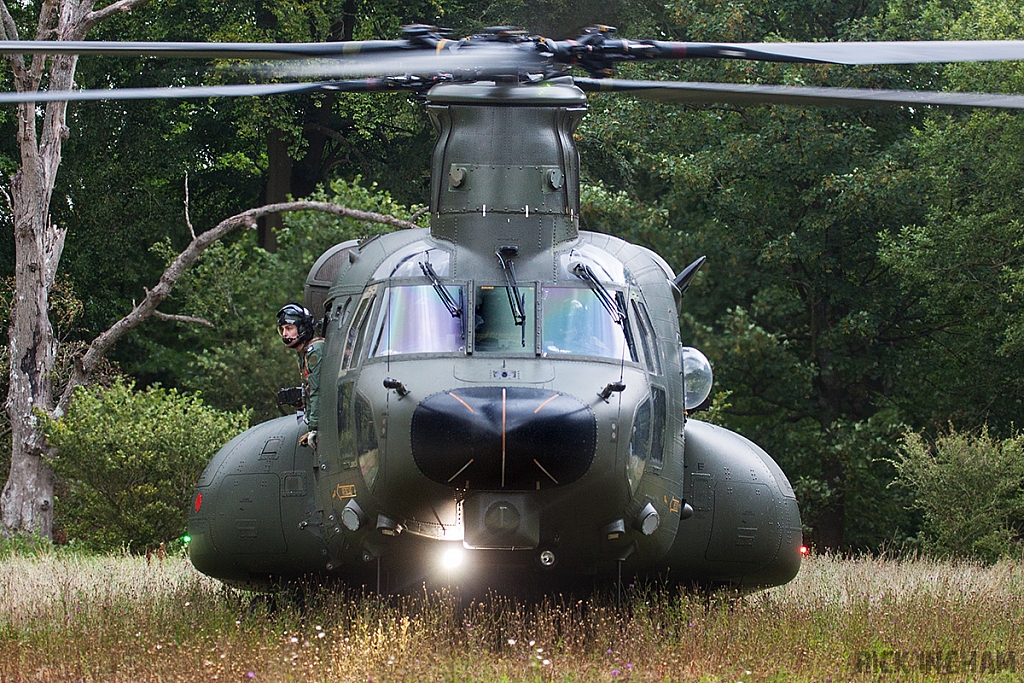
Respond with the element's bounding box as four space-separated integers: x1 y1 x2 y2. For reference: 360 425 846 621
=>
1 0 1023 558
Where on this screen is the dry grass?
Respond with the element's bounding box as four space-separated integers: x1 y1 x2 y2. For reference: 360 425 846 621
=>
2 550 1023 682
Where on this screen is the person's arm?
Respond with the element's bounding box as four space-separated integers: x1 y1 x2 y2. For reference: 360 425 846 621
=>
304 341 324 429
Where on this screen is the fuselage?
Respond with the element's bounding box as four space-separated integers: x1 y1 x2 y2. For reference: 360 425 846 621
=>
188 79 801 593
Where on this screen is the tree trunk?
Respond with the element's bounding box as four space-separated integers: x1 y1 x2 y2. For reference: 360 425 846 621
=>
2 51 76 539
1 0 150 539
258 128 292 251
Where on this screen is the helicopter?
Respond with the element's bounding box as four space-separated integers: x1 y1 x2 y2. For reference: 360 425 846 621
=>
5 25 1024 595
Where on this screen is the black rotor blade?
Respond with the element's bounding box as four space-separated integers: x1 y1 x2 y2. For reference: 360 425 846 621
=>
642 39 1024 65
0 39 410 59
0 79 403 104
576 78 1024 109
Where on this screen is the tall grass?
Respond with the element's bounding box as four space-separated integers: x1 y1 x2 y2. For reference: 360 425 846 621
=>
2 550 1023 681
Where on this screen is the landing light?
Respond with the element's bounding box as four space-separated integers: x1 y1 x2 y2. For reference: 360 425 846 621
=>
681 347 714 410
442 548 464 569
800 545 810 555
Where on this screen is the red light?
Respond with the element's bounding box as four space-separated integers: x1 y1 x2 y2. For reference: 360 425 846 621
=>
799 545 809 555
194 493 203 513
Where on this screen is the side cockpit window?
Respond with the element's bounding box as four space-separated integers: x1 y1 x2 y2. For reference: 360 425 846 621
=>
342 288 377 371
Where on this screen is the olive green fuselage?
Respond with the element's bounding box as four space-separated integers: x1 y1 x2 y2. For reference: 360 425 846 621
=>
188 80 801 593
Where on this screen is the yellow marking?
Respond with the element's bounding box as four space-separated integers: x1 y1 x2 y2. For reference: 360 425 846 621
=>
670 498 681 514
331 484 357 500
436 39 449 53
533 458 558 484
534 394 560 414
448 392 474 413
447 459 475 483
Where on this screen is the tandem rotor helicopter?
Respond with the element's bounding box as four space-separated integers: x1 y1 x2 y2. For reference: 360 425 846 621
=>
6 23 1024 595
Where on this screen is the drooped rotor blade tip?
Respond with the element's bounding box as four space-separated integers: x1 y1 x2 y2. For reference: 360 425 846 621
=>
576 78 1024 110
0 80 402 104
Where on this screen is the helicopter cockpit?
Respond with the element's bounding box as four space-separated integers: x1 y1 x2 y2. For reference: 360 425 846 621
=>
351 237 653 364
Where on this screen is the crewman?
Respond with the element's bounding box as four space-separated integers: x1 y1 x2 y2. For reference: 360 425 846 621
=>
277 303 324 449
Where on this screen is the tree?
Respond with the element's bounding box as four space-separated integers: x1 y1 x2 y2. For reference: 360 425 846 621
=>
879 0 1024 434
1 0 151 539
575 0 950 550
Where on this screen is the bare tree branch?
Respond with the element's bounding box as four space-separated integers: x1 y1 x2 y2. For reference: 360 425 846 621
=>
42 223 66 291
151 310 214 327
33 0 58 41
83 0 150 32
54 200 418 416
183 172 195 240
409 206 429 224
0 184 12 214
0 0 28 81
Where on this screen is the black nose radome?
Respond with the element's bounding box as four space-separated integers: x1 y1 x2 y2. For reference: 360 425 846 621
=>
411 387 596 490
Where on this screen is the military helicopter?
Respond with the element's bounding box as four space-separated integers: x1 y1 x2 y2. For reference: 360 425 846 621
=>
5 25 1024 595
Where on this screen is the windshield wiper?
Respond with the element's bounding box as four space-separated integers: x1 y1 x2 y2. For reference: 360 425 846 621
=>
574 263 638 361
496 246 527 347
572 263 625 324
419 261 462 319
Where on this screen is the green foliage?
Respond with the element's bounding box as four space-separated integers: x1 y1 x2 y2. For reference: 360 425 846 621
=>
40 381 250 552
892 427 1024 563
0 533 55 559
4 0 1024 557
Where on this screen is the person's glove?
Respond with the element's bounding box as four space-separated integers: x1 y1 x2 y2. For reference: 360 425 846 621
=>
299 430 318 449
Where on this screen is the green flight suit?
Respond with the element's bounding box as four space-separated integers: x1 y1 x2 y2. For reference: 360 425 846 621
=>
300 338 325 430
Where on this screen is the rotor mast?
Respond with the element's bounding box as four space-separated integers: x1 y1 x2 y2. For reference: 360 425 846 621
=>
424 80 587 260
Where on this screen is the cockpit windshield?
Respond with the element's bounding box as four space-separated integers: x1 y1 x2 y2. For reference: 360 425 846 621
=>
541 287 630 360
370 285 465 357
474 285 535 352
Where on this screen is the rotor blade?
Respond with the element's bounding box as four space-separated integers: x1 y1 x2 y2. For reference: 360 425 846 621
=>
0 79 402 104
0 39 410 60
644 40 1024 65
576 78 1024 109
249 45 539 79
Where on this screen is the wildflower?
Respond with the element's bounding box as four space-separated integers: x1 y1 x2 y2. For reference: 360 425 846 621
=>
507 638 516 646
542 659 551 666
246 673 256 679
290 637 299 643
612 669 620 676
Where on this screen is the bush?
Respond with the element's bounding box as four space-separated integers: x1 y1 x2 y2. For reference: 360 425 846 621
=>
41 380 250 552
892 427 1024 563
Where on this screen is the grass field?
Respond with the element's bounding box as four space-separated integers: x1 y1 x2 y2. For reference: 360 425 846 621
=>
1 549 1023 682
